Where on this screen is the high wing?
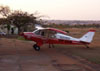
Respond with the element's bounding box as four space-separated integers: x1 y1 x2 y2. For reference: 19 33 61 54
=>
34 26 67 35
46 28 67 34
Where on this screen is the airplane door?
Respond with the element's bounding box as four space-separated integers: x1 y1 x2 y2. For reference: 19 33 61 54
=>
40 29 49 43
39 29 58 44
47 30 58 44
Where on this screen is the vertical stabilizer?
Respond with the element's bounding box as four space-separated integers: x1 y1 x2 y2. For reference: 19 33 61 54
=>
80 30 95 43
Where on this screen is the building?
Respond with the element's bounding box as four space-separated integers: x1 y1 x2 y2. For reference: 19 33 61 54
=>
0 24 18 34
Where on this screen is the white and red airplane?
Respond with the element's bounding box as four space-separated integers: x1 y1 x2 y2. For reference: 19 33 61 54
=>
20 26 95 51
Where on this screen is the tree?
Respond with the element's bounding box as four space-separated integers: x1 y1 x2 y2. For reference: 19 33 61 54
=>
0 5 11 18
8 10 38 34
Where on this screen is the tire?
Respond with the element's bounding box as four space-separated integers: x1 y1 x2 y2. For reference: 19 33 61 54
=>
33 44 40 51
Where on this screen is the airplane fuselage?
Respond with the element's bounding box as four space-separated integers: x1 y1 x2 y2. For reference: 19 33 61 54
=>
21 32 89 47
20 28 95 51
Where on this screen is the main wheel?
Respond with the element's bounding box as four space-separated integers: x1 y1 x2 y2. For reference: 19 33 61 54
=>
33 44 40 51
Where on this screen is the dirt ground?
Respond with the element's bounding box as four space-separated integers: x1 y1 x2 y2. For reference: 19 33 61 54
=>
0 38 100 71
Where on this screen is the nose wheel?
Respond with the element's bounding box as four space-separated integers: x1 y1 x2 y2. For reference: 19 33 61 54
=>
33 44 40 51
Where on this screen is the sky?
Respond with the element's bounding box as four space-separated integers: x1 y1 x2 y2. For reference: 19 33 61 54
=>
0 0 100 20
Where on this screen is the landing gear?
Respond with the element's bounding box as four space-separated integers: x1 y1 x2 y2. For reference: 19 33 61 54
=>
85 45 89 48
52 44 55 48
33 44 40 51
49 44 51 48
49 44 55 48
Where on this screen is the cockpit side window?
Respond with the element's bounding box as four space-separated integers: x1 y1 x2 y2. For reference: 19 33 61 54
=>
34 30 45 36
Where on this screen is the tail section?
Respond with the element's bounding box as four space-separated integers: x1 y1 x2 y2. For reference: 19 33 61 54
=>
80 30 96 43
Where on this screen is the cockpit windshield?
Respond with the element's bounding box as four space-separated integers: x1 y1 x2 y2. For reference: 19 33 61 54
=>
33 30 42 35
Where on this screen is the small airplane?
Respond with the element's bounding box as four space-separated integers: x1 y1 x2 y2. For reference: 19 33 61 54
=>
20 26 96 51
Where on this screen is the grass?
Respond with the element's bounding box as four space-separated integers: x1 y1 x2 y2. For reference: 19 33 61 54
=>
17 36 26 40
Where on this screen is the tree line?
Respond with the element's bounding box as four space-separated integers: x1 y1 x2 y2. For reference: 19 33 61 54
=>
42 23 100 29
